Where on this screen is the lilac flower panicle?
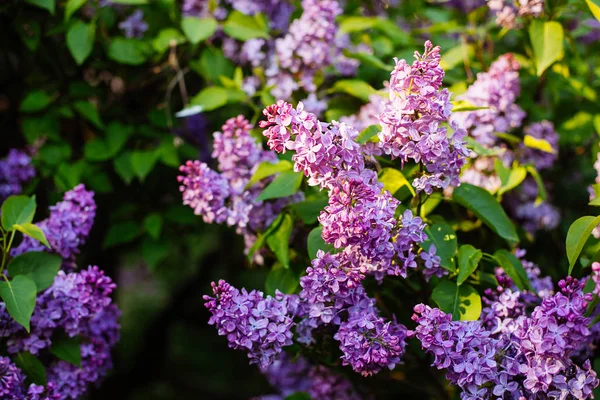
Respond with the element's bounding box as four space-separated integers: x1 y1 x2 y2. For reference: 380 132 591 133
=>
12 184 96 263
452 53 525 147
0 356 25 399
179 115 301 263
378 41 469 194
0 149 35 202
203 280 294 368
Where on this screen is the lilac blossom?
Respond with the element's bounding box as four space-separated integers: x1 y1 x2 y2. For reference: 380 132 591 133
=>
118 10 148 38
203 280 295 368
0 356 25 399
0 149 35 202
12 185 96 265
411 276 600 399
378 41 469 194
487 0 544 29
452 53 525 147
504 178 560 234
334 310 407 376
179 115 301 264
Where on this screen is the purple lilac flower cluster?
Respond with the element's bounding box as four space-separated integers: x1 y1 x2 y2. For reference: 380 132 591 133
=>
411 275 599 399
256 353 362 399
118 9 148 38
0 149 36 203
0 356 61 400
487 0 544 29
178 115 302 264
452 54 525 147
12 185 96 269
203 280 295 368
0 269 120 399
378 41 469 194
504 178 560 234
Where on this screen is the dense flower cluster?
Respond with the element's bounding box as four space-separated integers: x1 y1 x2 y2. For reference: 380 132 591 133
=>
487 0 544 29
0 149 35 203
504 178 560 234
178 115 301 263
257 353 361 399
378 41 469 194
411 275 599 399
12 185 96 267
452 54 525 147
203 280 295 368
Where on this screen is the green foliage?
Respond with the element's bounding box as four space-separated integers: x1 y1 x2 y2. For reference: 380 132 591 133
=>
50 335 82 367
566 216 600 275
256 171 303 201
0 275 37 332
7 252 62 292
432 279 481 321
422 221 457 272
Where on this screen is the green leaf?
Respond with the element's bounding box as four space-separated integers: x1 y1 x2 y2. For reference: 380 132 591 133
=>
130 150 158 181
451 99 490 112
356 125 381 144
190 86 228 112
108 38 149 65
432 279 481 321
103 221 142 248
566 216 600 275
114 152 135 185
329 80 377 102
222 11 269 40
20 90 55 113
590 197 600 207
452 183 519 244
191 47 234 83
109 0 147 3
246 160 293 188
153 28 186 54
13 224 50 248
8 252 61 292
523 135 556 154
265 264 298 296
529 20 564 76
456 245 482 285
464 137 502 157
339 16 380 33
181 17 217 44
14 352 46 385
0 275 37 332
494 249 532 291
307 226 335 260
256 171 303 202
64 0 86 21
422 222 457 272
266 214 293 268
142 238 169 270
67 20 95 65
50 335 81 367
378 168 415 197
586 0 600 22
73 101 103 129
494 160 527 197
291 198 328 225
440 43 474 71
25 0 55 14
247 214 284 263
2 195 36 231
144 213 163 239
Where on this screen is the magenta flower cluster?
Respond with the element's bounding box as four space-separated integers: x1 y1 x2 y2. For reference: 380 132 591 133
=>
411 275 599 399
178 115 302 264
378 41 469 194
0 149 36 203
